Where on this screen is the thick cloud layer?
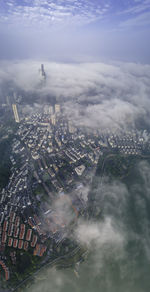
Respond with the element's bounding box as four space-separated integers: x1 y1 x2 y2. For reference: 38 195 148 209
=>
1 60 150 132
75 217 125 251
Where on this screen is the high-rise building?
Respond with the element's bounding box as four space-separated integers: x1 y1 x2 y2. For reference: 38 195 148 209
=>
68 121 76 134
55 104 60 114
49 106 54 115
13 92 17 101
51 114 56 126
40 64 46 81
12 104 20 123
6 96 10 107
44 105 49 114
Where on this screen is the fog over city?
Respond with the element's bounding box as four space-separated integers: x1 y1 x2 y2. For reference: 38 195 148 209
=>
0 1 150 292
0 60 150 133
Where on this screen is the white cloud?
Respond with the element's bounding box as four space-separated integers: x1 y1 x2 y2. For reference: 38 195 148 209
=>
0 60 150 132
1 0 150 31
117 0 150 16
75 217 124 249
0 0 110 27
116 0 150 28
119 11 150 28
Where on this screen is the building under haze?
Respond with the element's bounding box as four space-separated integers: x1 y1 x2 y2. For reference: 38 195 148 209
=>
39 64 46 82
12 104 20 123
49 106 54 115
51 114 56 126
55 104 60 114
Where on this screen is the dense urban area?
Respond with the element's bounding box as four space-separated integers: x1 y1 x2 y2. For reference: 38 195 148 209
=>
0 65 150 291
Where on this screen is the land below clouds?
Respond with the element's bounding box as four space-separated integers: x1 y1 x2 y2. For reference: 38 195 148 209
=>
23 154 150 292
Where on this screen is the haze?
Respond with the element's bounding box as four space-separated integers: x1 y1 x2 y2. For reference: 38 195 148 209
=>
0 0 150 62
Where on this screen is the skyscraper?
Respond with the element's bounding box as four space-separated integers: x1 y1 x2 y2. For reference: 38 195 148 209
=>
40 64 46 80
55 104 60 114
49 106 54 115
12 104 20 123
51 114 56 126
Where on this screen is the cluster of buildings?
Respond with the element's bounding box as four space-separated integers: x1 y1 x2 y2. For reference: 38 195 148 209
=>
1 99 149 285
0 103 102 283
0 211 47 257
0 136 31 216
33 244 47 257
10 104 102 207
0 210 48 283
108 133 145 155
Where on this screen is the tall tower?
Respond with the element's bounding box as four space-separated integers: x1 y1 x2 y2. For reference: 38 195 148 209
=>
40 64 46 80
12 104 20 123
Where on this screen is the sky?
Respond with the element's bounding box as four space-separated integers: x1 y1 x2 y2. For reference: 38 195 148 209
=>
0 0 150 62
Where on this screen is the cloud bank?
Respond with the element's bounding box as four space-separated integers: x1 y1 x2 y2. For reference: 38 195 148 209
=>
1 60 150 133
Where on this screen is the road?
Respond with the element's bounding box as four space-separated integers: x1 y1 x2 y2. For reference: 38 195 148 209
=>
13 246 81 292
